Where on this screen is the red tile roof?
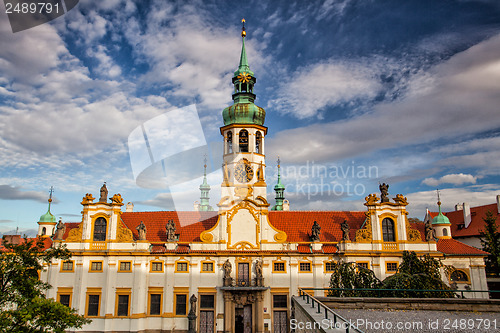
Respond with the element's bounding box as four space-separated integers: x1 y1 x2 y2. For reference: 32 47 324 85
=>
268 211 367 243
437 238 488 256
121 211 218 243
429 203 500 238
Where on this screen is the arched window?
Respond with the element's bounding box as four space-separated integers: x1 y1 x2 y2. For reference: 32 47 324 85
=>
382 218 395 242
450 270 468 282
227 131 233 154
443 228 448 236
41 227 46 236
255 131 262 154
239 130 248 153
93 217 107 241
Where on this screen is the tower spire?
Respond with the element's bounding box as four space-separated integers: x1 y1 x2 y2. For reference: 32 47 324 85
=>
236 18 252 76
37 186 57 237
272 157 286 211
199 156 213 211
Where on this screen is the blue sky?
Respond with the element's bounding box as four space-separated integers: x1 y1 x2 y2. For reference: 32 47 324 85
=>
1 0 500 234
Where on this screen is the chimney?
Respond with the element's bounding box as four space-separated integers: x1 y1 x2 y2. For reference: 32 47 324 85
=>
463 202 471 228
497 195 500 214
126 202 134 212
455 203 463 211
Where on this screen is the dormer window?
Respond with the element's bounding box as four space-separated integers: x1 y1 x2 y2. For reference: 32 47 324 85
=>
93 217 107 241
239 130 248 152
256 131 262 154
227 131 233 154
382 218 395 242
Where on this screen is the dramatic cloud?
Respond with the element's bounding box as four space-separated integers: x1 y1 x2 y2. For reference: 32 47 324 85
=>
422 173 478 187
267 33 500 163
268 61 382 119
0 185 52 203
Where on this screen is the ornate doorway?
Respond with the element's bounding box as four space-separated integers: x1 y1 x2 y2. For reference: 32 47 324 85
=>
235 304 252 333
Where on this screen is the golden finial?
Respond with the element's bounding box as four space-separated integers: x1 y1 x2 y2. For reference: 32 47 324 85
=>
241 18 246 37
436 189 441 206
48 186 54 203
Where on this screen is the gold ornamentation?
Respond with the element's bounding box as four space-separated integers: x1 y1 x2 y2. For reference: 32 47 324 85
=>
364 193 379 206
66 223 83 242
111 194 124 205
234 241 255 250
116 221 133 242
237 72 251 83
81 193 95 205
200 232 213 242
234 186 253 199
393 194 409 206
405 215 422 242
355 212 372 242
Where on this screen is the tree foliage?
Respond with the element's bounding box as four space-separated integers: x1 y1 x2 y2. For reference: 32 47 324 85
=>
328 251 455 298
479 210 500 277
328 261 381 297
381 251 455 297
0 236 90 332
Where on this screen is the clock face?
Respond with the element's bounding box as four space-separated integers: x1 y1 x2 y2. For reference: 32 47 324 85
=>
234 160 253 183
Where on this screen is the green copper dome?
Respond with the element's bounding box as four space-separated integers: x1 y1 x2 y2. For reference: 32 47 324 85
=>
222 103 266 126
432 202 450 225
39 201 56 223
223 20 266 126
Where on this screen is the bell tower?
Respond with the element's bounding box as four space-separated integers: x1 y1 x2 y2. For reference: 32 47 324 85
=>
201 20 286 250
219 19 268 210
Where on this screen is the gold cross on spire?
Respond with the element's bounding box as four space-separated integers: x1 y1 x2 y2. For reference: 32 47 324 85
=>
241 18 246 37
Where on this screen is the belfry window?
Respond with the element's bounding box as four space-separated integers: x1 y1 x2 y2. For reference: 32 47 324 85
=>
41 227 46 236
256 131 262 154
382 218 395 242
93 217 107 242
227 131 233 154
239 130 248 153
443 228 448 236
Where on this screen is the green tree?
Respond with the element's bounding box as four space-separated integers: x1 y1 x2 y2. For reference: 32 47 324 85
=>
0 236 90 332
479 210 500 277
328 261 381 297
381 251 454 297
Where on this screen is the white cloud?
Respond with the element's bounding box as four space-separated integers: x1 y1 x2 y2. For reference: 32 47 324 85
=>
266 33 500 164
406 187 500 217
268 61 382 119
422 173 477 186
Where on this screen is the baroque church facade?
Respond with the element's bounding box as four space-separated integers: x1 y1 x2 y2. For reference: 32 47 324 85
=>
36 23 489 333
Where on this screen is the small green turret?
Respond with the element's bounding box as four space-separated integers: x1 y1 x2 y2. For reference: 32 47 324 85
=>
198 158 213 211
272 157 286 211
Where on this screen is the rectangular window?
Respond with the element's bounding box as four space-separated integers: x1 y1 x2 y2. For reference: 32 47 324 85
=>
200 295 215 309
274 262 285 272
357 262 369 270
273 295 288 308
90 261 102 272
149 294 161 315
175 294 187 316
299 262 311 272
202 262 214 272
87 295 100 317
119 261 131 272
237 263 250 286
386 262 398 272
176 262 188 272
59 294 71 307
117 294 129 316
61 261 73 271
151 262 163 272
325 262 335 272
